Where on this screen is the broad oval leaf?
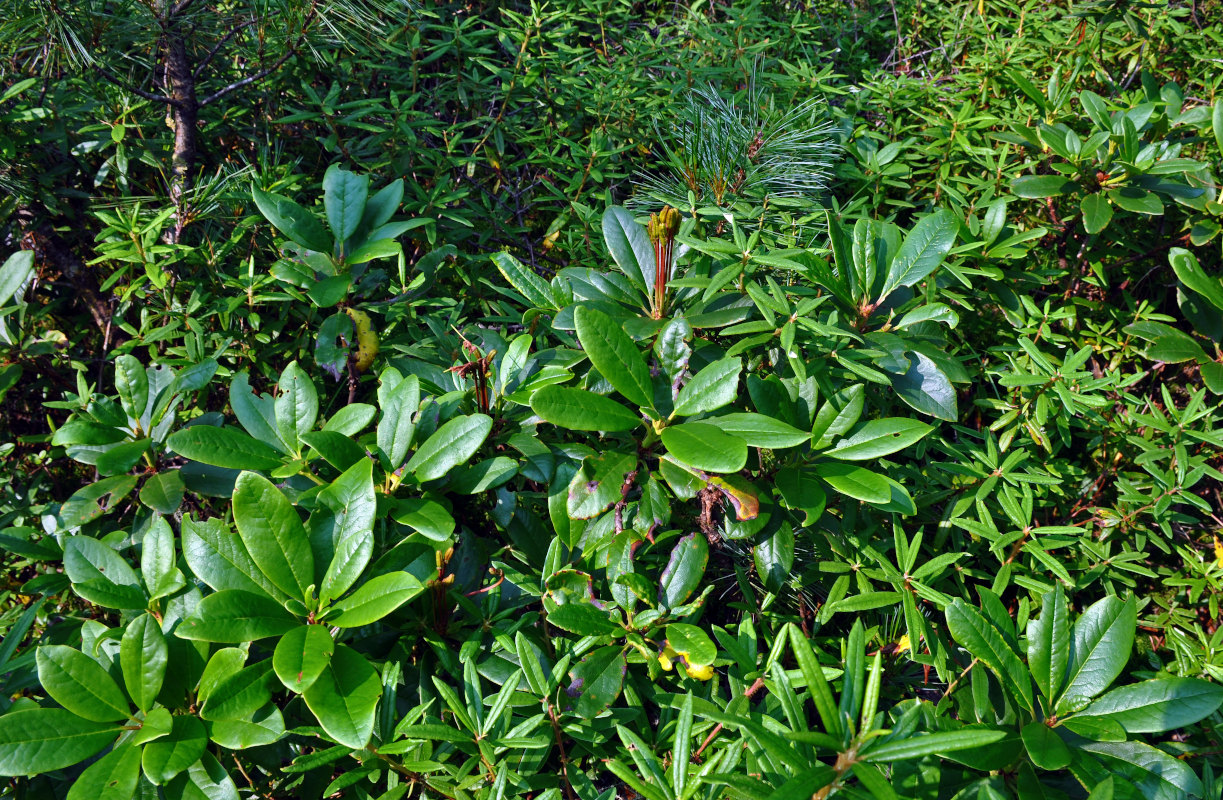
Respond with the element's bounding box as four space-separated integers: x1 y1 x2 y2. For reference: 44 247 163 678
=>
548 603 619 637
531 385 642 431
406 414 492 482
673 357 741 416
660 422 747 473
65 743 141 800
574 305 654 409
273 625 336 693
813 462 892 504
945 599 1034 713
327 572 424 628
826 418 932 460
0 709 117 777
1057 595 1136 714
120 613 168 714
36 645 130 722
879 209 958 299
323 165 369 244
233 471 314 602
252 188 332 253
302 645 381 749
659 533 708 608
167 426 284 471
602 206 653 290
177 590 300 642
141 714 206 784
1075 677 1223 734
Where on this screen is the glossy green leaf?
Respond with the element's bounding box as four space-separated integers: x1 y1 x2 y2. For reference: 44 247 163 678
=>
660 421 747 473
139 469 185 515
273 625 335 693
531 385 641 431
1076 677 1223 733
66 743 141 800
323 165 369 243
567 646 625 719
827 418 932 460
177 590 300 642
327 572 423 627
946 599 1034 712
1020 721 1070 770
233 471 314 602
1108 186 1163 215
548 603 619 637
715 412 811 448
659 533 708 608
665 624 716 666
405 413 492 482
120 613 167 713
492 251 554 309
602 206 653 290
674 357 741 416
1028 586 1069 702
1076 740 1202 800
317 458 376 604
253 188 332 252
302 645 381 749
167 426 283 471
1080 193 1113 234
891 351 957 421
863 729 1008 762
377 373 420 470
0 709 116 776
1169 247 1223 312
142 714 206 784
574 305 653 408
879 209 958 298
1057 595 1135 714
181 517 283 601
199 661 274 722
567 450 637 519
36 645 130 722
1012 175 1077 199
814 462 892 504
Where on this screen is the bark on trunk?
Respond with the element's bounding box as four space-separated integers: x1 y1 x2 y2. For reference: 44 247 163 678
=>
164 29 198 244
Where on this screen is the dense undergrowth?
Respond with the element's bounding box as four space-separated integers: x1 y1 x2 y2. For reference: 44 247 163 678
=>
1 0 1223 798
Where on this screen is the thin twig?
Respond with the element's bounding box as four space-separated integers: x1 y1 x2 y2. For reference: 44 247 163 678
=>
95 64 181 106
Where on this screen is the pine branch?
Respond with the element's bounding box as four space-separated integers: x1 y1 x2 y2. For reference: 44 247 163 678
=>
95 64 182 106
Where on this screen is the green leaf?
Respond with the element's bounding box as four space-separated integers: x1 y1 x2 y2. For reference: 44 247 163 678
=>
659 533 708 608
120 614 167 713
814 462 892 504
574 305 654 408
775 468 827 525
273 625 335 693
317 458 376 605
167 426 284 471
327 572 424 627
1076 677 1223 733
139 469 185 515
0 709 116 776
1214 101 1223 155
141 714 206 784
177 590 300 642
812 383 865 445
891 351 957 421
1020 721 1071 770
1028 586 1070 701
62 536 146 609
1080 194 1113 234
567 450 637 519
392 497 455 541
406 414 492 482
1169 247 1223 312
36 645 130 722
531 386 641 431
199 662 274 722
252 188 332 252
141 516 183 601
879 209 958 298
181 517 284 601
323 165 369 244
303 645 381 749
602 206 653 290
945 599 1034 712
863 729 1008 762
674 357 742 416
754 523 795 593
275 361 318 453
827 418 932 460
66 744 141 800
1011 175 1077 199
712 412 810 450
665 624 716 666
0 250 35 308
548 603 619 636
1107 186 1163 215
233 472 314 602
114 355 148 422
1057 595 1136 714
377 373 420 470
1076 740 1203 799
567 646 626 718
492 252 554 309
661 421 748 473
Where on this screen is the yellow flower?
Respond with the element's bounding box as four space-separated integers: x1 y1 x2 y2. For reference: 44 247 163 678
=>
684 662 714 681
1214 536 1223 568
895 634 911 655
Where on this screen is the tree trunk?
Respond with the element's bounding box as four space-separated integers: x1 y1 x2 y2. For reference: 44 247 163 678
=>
163 28 198 244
